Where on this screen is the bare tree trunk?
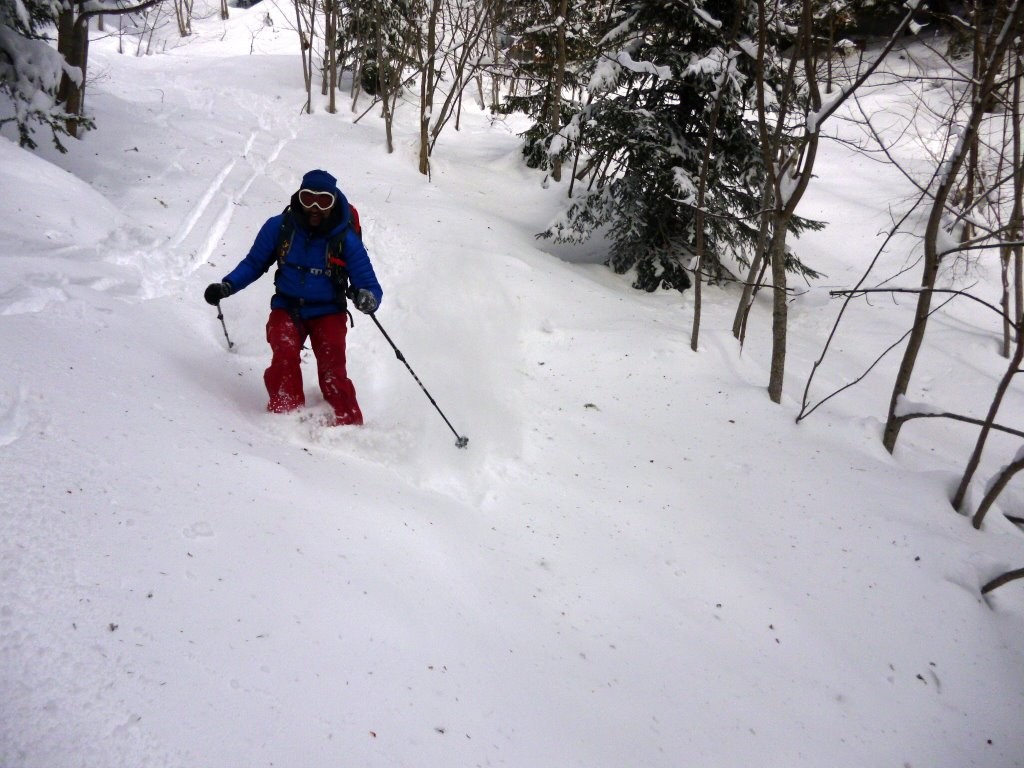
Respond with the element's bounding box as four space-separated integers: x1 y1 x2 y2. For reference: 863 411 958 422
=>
349 4 364 104
766 219 792 402
950 39 1024 514
763 0 841 403
548 0 569 182
418 0 495 170
489 19 501 110
952 320 1024 512
376 1 398 155
1005 44 1024 356
174 0 193 36
733 182 773 341
825 11 834 93
56 0 166 137
692 2 744 351
141 2 164 55
959 2 984 248
1002 246 1014 357
419 0 442 173
882 0 1024 452
325 0 337 112
751 0 807 403
883 214 958 451
295 0 315 114
972 453 1024 530
57 6 79 126
756 0 917 403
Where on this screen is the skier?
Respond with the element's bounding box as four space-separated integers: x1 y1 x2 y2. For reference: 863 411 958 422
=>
204 169 382 426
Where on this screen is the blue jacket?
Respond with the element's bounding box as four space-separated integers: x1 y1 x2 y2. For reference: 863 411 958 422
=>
222 196 382 320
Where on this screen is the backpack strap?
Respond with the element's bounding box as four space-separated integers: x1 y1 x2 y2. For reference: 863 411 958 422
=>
274 205 353 297
325 230 348 288
323 203 362 288
276 206 294 270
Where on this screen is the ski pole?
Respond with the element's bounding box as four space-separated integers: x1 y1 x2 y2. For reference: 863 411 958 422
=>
215 302 235 350
368 312 468 449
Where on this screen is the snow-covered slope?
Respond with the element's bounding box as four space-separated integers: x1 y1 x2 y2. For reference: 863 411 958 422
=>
1 5 1022 767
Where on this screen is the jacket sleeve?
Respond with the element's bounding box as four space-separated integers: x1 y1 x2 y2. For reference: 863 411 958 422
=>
344 229 383 306
222 216 282 293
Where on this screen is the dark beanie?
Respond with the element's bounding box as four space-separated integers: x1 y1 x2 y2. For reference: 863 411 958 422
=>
300 169 338 193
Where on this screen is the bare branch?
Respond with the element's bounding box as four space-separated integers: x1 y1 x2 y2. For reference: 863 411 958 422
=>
77 0 165 28
981 567 1024 595
829 286 1017 328
893 411 1024 440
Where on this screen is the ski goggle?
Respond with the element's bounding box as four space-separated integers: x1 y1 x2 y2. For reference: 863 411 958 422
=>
298 189 336 210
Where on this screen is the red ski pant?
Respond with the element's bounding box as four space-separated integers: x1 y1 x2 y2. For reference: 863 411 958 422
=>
264 309 364 426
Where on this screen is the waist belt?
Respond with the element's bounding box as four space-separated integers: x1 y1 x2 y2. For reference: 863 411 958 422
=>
276 293 340 309
285 263 327 277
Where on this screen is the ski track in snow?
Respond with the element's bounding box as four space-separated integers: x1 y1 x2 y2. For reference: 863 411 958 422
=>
0 107 296 314
0 386 31 446
143 122 295 298
167 130 291 263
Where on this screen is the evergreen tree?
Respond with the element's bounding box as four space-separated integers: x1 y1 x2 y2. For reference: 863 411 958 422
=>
542 0 818 292
494 0 607 173
0 0 82 151
341 0 420 152
344 0 418 99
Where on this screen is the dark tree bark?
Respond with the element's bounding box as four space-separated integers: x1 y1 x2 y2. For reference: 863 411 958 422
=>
57 0 166 137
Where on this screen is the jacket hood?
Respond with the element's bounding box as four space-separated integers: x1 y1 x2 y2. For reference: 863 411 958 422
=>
293 169 349 236
299 169 340 196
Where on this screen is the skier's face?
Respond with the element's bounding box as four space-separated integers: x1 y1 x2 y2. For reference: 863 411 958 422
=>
299 188 335 227
303 203 331 227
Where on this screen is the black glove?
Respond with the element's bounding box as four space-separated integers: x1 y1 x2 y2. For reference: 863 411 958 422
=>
353 288 378 314
204 282 231 305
